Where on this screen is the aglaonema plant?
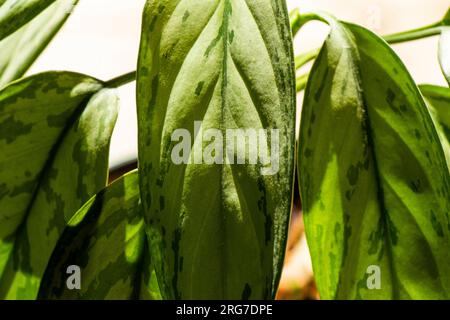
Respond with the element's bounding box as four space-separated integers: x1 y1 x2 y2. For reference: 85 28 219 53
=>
0 0 449 300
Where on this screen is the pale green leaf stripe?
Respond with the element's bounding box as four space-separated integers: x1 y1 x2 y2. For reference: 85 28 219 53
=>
0 72 119 299
420 85 450 169
0 0 79 87
299 17 450 299
39 171 161 300
0 0 56 42
137 0 295 299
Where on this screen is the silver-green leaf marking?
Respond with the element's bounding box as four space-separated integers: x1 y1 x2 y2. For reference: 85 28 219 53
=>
299 15 450 299
137 0 295 299
0 72 119 299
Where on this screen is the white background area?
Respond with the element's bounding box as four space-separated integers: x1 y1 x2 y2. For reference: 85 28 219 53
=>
27 0 450 169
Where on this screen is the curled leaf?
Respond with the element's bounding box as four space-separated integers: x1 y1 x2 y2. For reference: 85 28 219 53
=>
299 16 450 299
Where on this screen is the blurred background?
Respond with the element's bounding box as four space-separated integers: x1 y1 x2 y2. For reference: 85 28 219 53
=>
26 0 450 299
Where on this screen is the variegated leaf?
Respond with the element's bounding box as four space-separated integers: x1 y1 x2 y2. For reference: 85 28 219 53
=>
0 72 119 299
299 16 450 299
0 72 101 238
0 0 78 87
137 0 296 299
0 0 56 42
420 85 450 168
39 171 161 300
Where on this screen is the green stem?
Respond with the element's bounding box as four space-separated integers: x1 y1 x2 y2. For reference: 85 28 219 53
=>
296 72 309 92
290 10 328 37
295 48 320 69
383 22 443 44
293 12 448 70
296 12 327 28
105 71 136 88
290 8 302 37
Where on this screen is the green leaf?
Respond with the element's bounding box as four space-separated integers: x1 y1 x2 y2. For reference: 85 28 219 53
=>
137 0 295 299
439 29 450 85
0 72 119 299
299 16 450 299
0 72 101 238
0 0 79 87
0 238 13 277
0 0 56 42
443 8 450 25
38 171 161 300
420 84 450 168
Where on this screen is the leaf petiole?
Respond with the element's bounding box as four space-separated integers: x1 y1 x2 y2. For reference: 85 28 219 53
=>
296 72 309 92
386 7 449 43
105 71 136 88
293 9 450 70
383 22 443 44
295 48 320 69
289 8 302 37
